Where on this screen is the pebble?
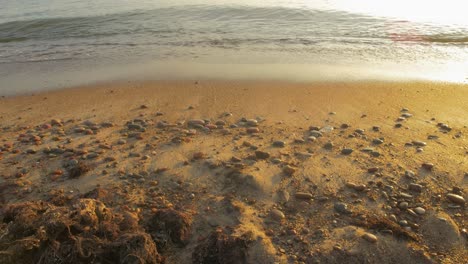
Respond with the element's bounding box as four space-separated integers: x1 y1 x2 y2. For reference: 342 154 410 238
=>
323 142 334 150
409 183 423 192
255 150 270 159
399 220 408 226
117 139 127 145
398 202 409 210
341 148 353 155
412 141 427 147
310 131 323 138
370 151 380 157
334 202 351 214
308 136 317 142
283 165 296 176
188 119 205 126
367 167 379 173
246 127 260 134
295 152 312 159
273 141 286 148
422 163 434 170
362 233 378 243
372 138 384 145
446 193 465 205
355 129 365 135
244 119 258 127
295 192 313 200
414 207 426 215
270 209 285 221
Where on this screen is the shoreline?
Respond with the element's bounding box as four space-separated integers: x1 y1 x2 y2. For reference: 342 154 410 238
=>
0 80 467 263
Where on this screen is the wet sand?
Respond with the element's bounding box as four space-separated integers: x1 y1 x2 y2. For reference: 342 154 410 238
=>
0 80 467 263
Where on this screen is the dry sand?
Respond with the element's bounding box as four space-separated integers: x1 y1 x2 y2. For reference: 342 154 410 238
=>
0 80 467 263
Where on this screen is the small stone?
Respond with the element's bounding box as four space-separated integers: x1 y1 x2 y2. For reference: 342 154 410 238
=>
409 183 423 192
362 233 378 243
341 148 353 155
422 163 434 170
399 220 408 226
295 192 313 200
309 130 323 138
246 127 260 134
370 151 380 157
372 138 384 145
255 151 270 159
323 142 334 150
334 202 351 214
51 119 63 126
270 209 285 221
188 119 205 126
246 119 258 127
398 202 409 210
414 207 426 215
412 141 427 147
368 167 379 173
446 193 465 205
283 165 296 176
273 141 286 148
117 139 127 145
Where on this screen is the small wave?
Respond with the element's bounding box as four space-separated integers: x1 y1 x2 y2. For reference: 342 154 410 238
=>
424 35 468 43
0 37 28 43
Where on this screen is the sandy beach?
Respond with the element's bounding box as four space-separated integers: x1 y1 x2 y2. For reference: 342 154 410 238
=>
0 80 467 263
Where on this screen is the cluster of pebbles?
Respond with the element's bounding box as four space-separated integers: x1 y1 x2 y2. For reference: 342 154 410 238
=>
0 106 466 264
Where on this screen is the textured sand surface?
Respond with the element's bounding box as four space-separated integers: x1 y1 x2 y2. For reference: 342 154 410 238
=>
0 80 466 263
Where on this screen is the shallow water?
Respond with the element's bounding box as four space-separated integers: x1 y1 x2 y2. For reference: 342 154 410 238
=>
1 0 468 94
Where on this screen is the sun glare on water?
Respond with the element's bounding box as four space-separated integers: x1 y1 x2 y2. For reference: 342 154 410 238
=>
328 0 468 26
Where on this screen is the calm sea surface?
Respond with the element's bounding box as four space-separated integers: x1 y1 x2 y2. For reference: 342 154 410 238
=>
1 0 468 94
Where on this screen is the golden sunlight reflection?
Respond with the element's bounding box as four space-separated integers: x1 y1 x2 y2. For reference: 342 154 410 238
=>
325 0 468 26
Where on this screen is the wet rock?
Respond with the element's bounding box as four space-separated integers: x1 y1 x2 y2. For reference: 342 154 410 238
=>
446 193 465 205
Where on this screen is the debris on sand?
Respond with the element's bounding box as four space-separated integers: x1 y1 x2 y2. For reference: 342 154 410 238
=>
0 199 164 264
192 229 250 264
